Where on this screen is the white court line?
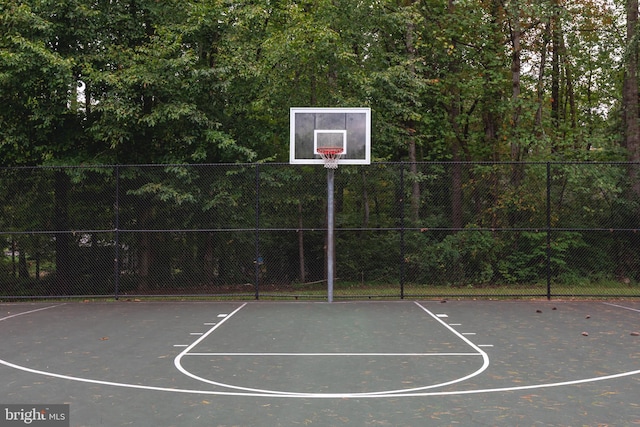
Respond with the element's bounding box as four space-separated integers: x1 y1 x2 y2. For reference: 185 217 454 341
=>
174 301 490 397
174 303 327 397
173 304 295 395
175 305 246 355
0 304 65 321
603 302 640 313
186 352 481 357
2 355 639 398
355 302 490 397
1 301 639 398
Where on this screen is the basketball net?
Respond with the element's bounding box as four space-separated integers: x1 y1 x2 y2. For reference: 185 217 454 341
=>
317 148 344 169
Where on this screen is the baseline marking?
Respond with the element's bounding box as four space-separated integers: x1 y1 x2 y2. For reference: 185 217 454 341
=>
0 304 65 321
603 302 640 314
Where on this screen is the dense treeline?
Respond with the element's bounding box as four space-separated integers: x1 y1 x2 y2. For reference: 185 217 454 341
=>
1 0 633 166
1 0 640 296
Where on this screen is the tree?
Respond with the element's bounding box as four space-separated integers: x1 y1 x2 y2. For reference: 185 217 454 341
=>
624 0 640 197
0 1 75 166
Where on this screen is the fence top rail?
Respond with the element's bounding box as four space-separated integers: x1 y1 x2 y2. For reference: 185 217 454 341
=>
2 160 640 171
3 227 640 235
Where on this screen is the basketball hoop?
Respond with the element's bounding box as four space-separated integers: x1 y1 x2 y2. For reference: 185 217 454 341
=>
317 147 344 169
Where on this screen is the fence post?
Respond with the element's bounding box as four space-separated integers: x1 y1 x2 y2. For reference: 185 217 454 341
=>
114 165 120 300
400 165 405 299
254 164 260 300
546 162 551 300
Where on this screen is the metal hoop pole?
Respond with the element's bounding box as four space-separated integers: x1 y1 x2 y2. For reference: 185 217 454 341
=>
327 168 335 303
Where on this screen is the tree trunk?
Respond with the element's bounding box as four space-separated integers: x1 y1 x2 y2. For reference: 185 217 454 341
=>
508 0 525 228
11 238 16 277
551 0 561 151
361 170 370 227
406 16 420 223
54 171 71 293
298 201 305 284
449 0 463 230
561 36 577 132
535 20 551 133
451 139 463 230
35 251 40 280
18 249 29 279
137 207 153 291
510 0 522 163
408 138 420 223
203 232 216 285
483 0 502 158
624 0 640 197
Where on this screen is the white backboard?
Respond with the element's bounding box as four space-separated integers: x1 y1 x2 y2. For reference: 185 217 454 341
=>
290 107 371 165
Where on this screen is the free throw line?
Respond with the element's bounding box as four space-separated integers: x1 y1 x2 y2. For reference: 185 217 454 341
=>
185 352 481 356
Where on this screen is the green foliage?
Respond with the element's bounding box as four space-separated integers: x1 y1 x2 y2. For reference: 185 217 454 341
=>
403 229 501 286
0 0 630 165
337 231 400 283
496 232 584 284
400 228 590 287
0 1 75 165
1 0 638 297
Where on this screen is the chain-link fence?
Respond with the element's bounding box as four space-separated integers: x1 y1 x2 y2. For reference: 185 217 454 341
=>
1 162 639 300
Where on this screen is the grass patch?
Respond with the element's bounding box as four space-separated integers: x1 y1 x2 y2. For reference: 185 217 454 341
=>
1 279 638 302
